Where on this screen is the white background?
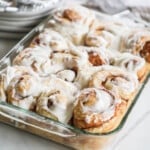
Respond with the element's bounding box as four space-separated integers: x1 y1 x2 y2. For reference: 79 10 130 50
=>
0 39 150 150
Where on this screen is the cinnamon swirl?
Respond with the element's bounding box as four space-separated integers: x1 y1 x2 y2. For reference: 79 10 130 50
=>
84 23 115 48
89 66 139 100
0 66 41 110
7 74 40 110
30 29 69 52
47 5 95 45
36 75 78 123
36 90 73 123
73 88 127 133
85 20 129 49
120 30 150 63
13 46 52 76
13 46 80 76
0 66 38 102
111 53 146 81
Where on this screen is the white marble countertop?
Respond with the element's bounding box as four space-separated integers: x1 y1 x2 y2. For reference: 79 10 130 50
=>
0 39 150 150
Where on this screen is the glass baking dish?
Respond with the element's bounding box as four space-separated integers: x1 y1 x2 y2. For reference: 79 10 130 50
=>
0 8 149 150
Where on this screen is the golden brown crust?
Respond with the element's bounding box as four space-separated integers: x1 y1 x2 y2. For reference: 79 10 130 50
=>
85 100 127 133
137 64 147 82
89 67 139 101
73 90 103 129
73 88 127 133
63 9 82 21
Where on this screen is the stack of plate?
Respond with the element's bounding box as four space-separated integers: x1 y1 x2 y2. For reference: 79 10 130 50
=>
0 0 60 39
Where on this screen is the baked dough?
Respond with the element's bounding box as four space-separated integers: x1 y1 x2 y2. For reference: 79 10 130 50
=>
0 5 149 134
73 87 127 133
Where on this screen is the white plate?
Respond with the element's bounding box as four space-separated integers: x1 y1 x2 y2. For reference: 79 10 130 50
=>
0 17 45 25
0 11 50 21
0 0 59 17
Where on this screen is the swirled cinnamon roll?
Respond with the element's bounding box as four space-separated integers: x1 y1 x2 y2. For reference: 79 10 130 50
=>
0 66 41 110
47 5 95 45
13 46 80 76
7 73 41 110
89 66 139 100
0 66 37 102
36 90 73 123
85 24 115 48
30 29 69 52
85 20 129 49
73 88 127 133
42 75 78 100
111 53 146 81
120 30 150 63
13 46 52 76
36 76 78 123
49 52 80 74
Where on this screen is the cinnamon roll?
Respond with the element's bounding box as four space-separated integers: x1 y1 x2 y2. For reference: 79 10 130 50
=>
75 66 103 89
47 5 95 45
0 66 41 110
0 66 37 102
13 47 80 76
120 30 150 63
49 52 79 74
73 88 127 133
42 75 78 100
30 29 69 52
36 90 73 123
13 46 52 76
85 23 115 48
36 76 78 123
89 66 139 100
85 20 129 49
7 74 41 110
111 53 146 81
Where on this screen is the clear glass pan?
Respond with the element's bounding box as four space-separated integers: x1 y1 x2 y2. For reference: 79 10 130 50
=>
0 8 149 150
